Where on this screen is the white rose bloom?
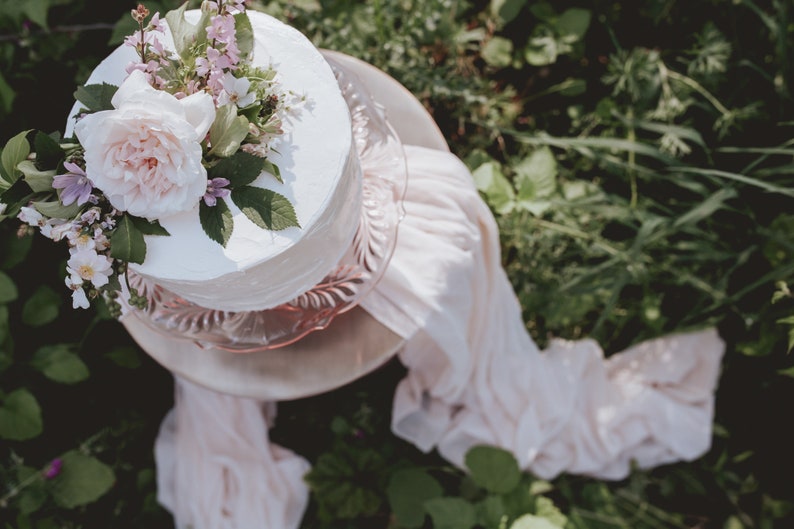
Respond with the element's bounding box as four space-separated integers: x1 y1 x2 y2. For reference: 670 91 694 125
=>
74 70 216 220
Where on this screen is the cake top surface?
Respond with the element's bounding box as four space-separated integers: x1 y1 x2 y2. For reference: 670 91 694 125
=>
70 10 353 282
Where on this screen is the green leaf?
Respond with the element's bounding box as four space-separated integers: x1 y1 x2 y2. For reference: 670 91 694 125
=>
424 497 477 529
509 514 561 529
1 130 32 187
231 186 300 231
105 346 142 369
387 468 444 528
515 147 557 215
534 496 567 528
490 0 527 25
482 37 514 68
0 70 16 114
17 161 55 192
130 216 170 236
73 83 118 113
208 151 267 187
476 495 507 528
0 271 18 304
22 0 50 28
209 104 250 157
556 8 591 41
31 344 89 384
472 162 515 214
32 199 82 220
465 445 522 494
16 466 47 515
166 2 212 61
0 178 34 216
22 285 61 327
110 213 147 264
0 306 11 373
234 12 254 60
525 34 558 66
0 388 43 441
34 131 65 169
199 197 234 246
51 451 115 508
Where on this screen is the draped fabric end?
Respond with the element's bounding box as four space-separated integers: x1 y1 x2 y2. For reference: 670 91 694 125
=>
153 145 725 526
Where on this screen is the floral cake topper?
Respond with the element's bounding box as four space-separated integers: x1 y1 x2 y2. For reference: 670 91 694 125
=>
0 1 302 314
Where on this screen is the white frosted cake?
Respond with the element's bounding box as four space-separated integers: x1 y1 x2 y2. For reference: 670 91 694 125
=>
67 11 361 312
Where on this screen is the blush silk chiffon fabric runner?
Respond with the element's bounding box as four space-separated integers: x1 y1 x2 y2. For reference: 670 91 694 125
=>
154 145 725 529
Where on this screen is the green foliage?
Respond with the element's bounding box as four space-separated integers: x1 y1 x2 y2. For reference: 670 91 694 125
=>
50 451 115 508
0 0 793 527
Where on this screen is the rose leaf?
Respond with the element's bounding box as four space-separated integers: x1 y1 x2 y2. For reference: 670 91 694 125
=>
199 197 234 247
208 151 266 188
73 83 118 113
231 186 300 231
109 214 147 264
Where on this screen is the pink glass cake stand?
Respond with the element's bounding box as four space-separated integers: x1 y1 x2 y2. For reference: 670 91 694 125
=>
120 51 446 400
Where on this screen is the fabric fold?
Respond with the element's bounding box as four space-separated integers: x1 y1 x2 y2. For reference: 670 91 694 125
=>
155 376 310 529
365 145 725 480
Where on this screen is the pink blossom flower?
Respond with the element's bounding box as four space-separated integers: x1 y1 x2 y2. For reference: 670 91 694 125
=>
52 162 93 206
43 458 63 480
203 177 231 206
207 14 235 44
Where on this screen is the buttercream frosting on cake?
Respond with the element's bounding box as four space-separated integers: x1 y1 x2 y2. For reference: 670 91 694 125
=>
67 11 361 312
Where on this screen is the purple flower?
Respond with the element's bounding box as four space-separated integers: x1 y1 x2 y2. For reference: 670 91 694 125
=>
52 162 93 206
43 458 63 480
203 178 231 207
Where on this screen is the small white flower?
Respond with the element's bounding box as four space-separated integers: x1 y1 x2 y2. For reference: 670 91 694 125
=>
18 206 44 226
80 208 101 225
65 276 90 309
218 72 256 108
0 202 6 216
66 248 113 288
48 222 75 242
67 229 96 251
93 229 110 252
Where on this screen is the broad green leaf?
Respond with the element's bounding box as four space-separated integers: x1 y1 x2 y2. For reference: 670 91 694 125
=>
472 162 515 214
34 131 65 169
32 199 81 220
482 37 514 68
231 186 300 231
105 346 142 369
465 445 522 494
110 213 147 264
387 468 443 528
17 161 55 192
556 8 591 41
130 216 170 236
73 83 118 113
490 0 527 25
528 2 555 21
166 2 211 61
424 497 477 529
208 151 266 187
0 271 18 304
199 198 234 246
509 514 561 529
560 78 586 96
0 70 15 114
31 344 89 384
1 130 31 186
209 104 250 157
16 466 47 515
234 12 254 60
22 285 61 327
476 496 507 528
0 388 43 441
516 147 557 200
0 178 34 216
51 451 115 508
22 0 50 28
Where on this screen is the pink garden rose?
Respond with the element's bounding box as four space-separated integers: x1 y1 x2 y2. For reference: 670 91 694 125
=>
74 70 216 220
